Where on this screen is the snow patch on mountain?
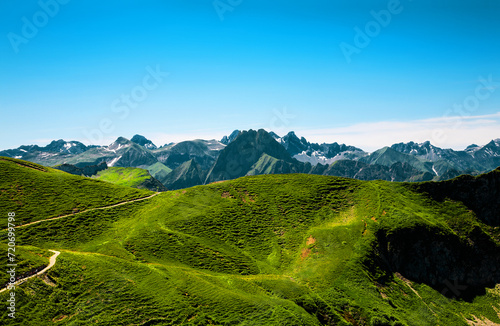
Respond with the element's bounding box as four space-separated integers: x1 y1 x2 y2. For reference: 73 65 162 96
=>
108 155 122 167
107 143 130 153
40 152 56 158
64 143 74 150
293 151 340 165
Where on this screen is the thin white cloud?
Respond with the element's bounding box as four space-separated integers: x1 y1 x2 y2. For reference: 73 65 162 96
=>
33 139 57 146
296 112 500 152
148 131 226 147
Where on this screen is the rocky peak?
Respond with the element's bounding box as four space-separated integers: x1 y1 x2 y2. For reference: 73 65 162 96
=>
44 139 87 154
280 131 308 155
220 130 241 145
131 134 157 150
108 137 132 151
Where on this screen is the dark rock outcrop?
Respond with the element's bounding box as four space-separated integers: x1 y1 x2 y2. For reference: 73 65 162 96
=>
412 167 500 226
373 224 500 300
54 162 108 177
138 173 168 192
131 134 157 150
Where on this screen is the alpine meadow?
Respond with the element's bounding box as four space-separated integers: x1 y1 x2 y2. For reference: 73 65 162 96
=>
1 155 500 325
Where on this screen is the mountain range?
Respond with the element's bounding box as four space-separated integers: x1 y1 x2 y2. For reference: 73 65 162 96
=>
1 130 499 190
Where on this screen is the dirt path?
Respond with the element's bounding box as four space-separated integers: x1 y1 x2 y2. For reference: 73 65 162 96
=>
0 250 60 293
13 193 159 229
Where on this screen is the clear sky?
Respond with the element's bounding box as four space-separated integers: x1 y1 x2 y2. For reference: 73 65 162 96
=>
1 0 499 152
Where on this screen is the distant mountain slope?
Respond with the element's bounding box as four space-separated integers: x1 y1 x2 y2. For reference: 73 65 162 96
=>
161 159 205 190
0 139 89 166
472 139 500 168
323 159 434 182
278 131 366 165
94 167 167 192
205 129 310 183
146 161 172 184
391 139 500 173
246 153 306 176
62 137 158 168
1 132 500 188
220 129 241 144
359 146 434 175
152 139 225 170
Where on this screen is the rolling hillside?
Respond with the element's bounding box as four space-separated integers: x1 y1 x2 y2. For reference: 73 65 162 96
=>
0 157 154 225
94 167 167 192
0 159 499 325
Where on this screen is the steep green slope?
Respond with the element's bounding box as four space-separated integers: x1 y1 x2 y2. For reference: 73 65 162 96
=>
162 159 205 190
247 153 307 176
152 139 224 170
205 129 311 183
1 160 499 325
0 157 153 225
94 167 167 191
359 147 434 175
147 161 172 184
410 167 500 226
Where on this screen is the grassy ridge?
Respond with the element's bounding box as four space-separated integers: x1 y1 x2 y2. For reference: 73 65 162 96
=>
147 161 173 183
94 167 151 188
0 157 153 224
0 159 499 325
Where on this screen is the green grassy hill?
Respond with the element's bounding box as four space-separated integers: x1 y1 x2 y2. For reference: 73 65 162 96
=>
147 161 173 184
94 167 167 191
0 157 154 225
1 158 499 325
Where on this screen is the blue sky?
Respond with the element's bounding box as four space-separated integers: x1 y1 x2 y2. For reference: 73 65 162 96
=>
1 0 499 151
